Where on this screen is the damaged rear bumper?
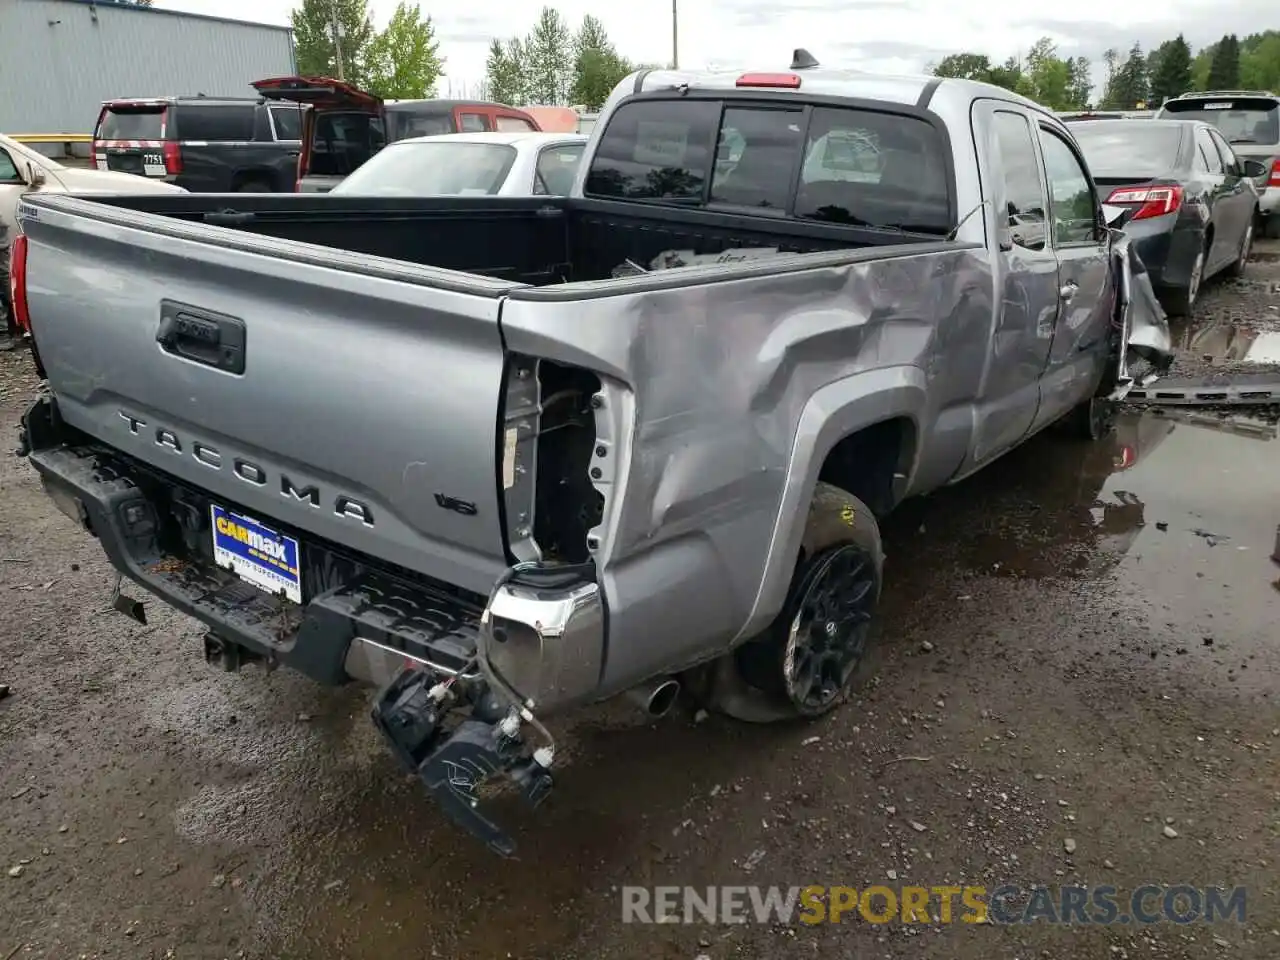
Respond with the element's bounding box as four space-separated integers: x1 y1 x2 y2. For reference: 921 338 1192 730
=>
19 394 607 855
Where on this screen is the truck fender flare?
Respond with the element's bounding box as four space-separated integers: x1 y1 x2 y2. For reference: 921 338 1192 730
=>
730 365 928 645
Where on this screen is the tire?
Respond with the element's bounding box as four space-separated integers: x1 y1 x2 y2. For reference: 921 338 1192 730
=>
1224 215 1255 279
1164 239 1206 317
235 179 272 193
702 483 884 723
1057 396 1118 441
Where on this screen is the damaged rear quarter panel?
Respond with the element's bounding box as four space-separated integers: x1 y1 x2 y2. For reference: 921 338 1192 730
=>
500 242 993 694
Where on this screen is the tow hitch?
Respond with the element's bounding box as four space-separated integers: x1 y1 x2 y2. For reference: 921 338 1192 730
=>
370 665 554 857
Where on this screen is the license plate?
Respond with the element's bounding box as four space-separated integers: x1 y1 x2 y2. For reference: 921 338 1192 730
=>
141 152 166 177
211 505 302 603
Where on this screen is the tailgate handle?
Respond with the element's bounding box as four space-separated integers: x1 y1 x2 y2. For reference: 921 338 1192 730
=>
157 301 246 375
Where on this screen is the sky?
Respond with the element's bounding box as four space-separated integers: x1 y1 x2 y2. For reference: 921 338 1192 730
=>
158 0 1275 96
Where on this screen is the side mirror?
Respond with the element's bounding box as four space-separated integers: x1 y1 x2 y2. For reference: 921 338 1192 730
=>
24 164 46 188
1240 158 1268 180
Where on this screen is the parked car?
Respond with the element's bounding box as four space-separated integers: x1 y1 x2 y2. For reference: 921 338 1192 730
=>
0 131 185 344
1067 117 1263 314
1155 91 1280 239
329 132 588 197
252 76 543 193
14 55 1172 856
91 95 303 193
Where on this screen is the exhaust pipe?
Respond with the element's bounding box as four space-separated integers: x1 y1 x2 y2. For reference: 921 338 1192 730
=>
625 676 681 718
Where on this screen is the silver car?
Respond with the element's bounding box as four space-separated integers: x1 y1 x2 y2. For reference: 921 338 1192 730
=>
328 131 588 198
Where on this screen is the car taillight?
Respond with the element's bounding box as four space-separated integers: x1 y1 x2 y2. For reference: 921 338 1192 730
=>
1270 158 1280 187
1105 185 1183 220
91 139 107 170
163 141 182 175
735 72 802 88
9 234 30 333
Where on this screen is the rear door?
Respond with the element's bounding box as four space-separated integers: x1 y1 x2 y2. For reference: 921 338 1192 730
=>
169 103 258 192
961 102 1059 470
1205 128 1256 264
1032 123 1112 433
1192 126 1236 269
93 101 170 179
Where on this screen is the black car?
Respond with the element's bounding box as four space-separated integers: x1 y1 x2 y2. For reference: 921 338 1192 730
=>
1067 118 1265 315
91 95 304 193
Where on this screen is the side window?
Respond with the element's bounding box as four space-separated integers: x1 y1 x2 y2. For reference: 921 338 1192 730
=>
1038 129 1099 246
269 106 302 141
991 111 1047 250
534 142 585 195
458 112 490 132
176 104 256 141
1196 130 1224 174
709 106 804 210
496 115 536 132
0 148 20 182
1208 130 1239 176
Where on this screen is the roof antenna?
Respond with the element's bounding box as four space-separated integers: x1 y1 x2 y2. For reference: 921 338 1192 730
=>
791 48 820 70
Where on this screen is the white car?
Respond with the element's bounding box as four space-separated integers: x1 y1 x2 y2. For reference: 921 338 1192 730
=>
1 133 186 342
328 131 588 197
1 133 186 242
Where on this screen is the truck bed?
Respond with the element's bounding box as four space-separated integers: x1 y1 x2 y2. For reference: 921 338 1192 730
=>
81 193 944 286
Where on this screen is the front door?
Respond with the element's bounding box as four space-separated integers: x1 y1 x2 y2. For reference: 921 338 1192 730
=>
1030 124 1112 433
959 102 1059 475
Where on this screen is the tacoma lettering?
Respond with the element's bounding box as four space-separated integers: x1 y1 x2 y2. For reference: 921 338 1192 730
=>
116 410 372 525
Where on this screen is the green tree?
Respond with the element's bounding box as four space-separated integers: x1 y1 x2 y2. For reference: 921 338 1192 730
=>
291 0 376 83
569 15 633 110
364 2 443 99
485 39 526 106
1066 57 1092 108
1206 34 1241 89
1103 43 1148 109
1240 30 1280 91
1025 37 1072 108
525 6 573 104
930 53 994 81
1147 35 1192 105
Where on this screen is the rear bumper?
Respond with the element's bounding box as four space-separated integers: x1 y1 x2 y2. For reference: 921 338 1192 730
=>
1258 186 1280 218
1126 217 1201 290
18 394 606 711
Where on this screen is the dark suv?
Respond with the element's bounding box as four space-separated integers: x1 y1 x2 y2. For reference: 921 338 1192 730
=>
91 95 304 193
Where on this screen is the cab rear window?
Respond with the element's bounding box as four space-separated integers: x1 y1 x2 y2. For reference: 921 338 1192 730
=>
97 106 165 141
584 97 954 233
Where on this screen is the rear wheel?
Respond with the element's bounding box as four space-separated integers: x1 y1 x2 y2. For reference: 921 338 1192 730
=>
1225 216 1255 279
1165 241 1206 317
700 483 884 723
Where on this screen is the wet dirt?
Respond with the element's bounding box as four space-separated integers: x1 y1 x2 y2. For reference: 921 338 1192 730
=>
2 269 1280 959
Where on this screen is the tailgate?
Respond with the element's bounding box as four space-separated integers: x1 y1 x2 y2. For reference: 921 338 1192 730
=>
19 196 515 595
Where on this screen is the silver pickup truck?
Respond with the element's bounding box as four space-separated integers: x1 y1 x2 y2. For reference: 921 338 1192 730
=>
13 54 1171 855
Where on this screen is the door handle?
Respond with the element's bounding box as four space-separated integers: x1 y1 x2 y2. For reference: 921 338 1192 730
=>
1059 281 1078 302
157 301 246 375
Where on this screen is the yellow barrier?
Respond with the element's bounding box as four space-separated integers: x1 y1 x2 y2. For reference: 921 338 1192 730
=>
10 134 94 143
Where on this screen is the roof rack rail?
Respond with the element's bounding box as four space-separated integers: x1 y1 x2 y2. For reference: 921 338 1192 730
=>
1175 89 1276 98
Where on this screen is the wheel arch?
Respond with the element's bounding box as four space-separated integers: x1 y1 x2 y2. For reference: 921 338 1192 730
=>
730 365 927 645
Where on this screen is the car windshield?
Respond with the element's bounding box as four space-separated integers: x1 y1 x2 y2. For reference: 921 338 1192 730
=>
1070 124 1185 178
330 140 519 195
1160 98 1280 144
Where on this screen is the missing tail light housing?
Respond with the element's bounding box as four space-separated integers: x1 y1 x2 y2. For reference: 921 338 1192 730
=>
1105 185 1183 220
735 73 802 89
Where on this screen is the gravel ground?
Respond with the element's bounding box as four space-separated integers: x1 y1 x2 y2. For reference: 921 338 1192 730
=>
2 252 1279 960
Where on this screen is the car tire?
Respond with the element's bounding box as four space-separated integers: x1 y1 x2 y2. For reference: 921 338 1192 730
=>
697 483 884 724
1165 240 1207 317
1058 396 1118 442
1225 215 1255 279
